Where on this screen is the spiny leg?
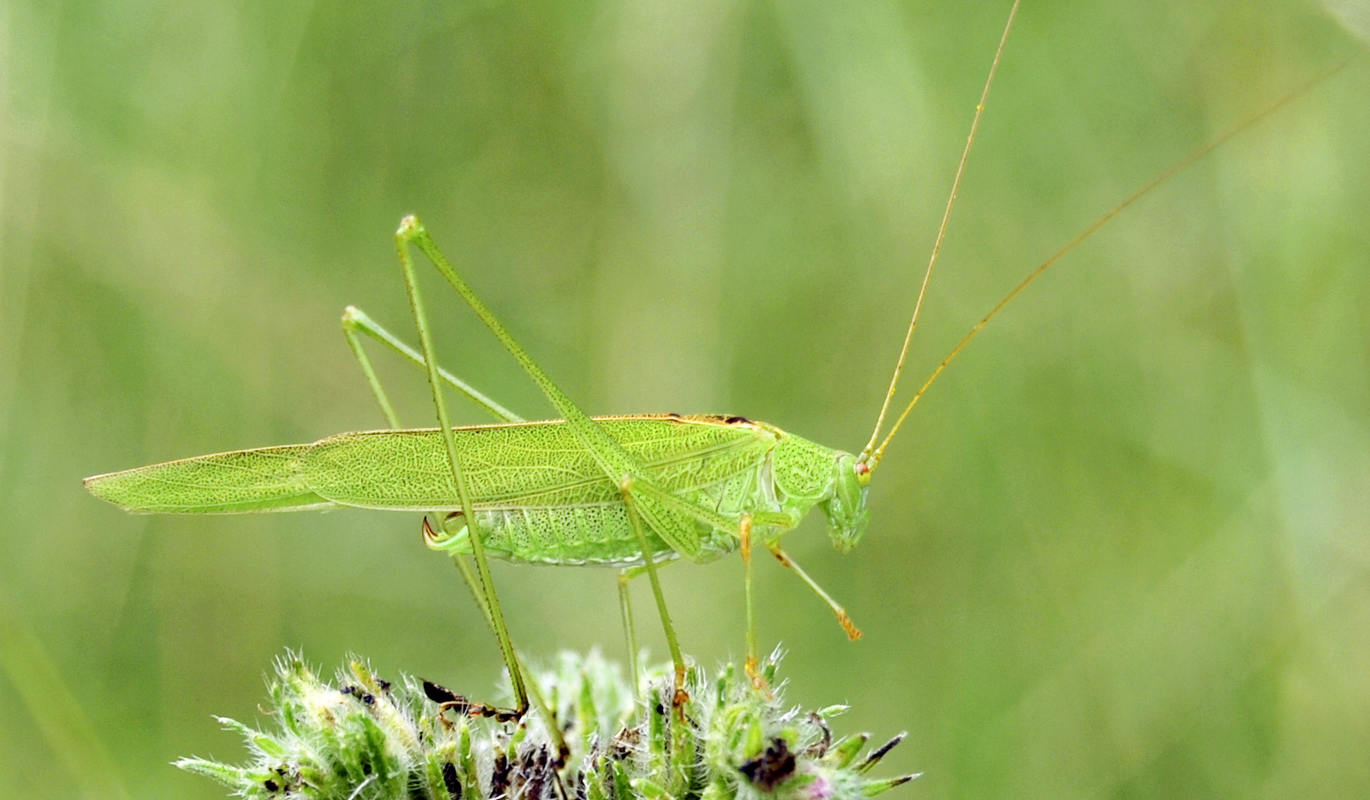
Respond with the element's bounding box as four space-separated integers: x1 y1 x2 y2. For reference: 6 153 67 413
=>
396 217 708 562
338 295 569 753
432 519 569 764
394 220 528 717
739 515 763 689
340 306 402 428
675 501 858 645
619 477 688 708
617 568 640 696
765 537 861 641
623 483 839 694
341 305 522 423
617 558 686 703
626 482 807 692
582 469 838 700
622 493 854 689
343 300 538 674
395 217 717 709
340 300 534 718
617 481 797 703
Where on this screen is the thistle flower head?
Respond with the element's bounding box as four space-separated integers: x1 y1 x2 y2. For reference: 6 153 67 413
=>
177 650 917 799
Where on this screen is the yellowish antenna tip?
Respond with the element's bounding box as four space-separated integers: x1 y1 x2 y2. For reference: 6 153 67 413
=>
867 56 1353 471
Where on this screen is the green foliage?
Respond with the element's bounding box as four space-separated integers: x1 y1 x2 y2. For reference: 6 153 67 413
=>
178 651 914 800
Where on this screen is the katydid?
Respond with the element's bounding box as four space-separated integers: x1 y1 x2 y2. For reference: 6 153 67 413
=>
82 0 1341 723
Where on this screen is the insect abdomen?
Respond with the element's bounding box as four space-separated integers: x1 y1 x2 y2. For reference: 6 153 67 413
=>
450 464 772 566
474 504 668 566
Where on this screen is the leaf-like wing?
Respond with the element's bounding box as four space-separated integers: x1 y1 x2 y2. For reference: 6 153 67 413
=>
84 445 333 514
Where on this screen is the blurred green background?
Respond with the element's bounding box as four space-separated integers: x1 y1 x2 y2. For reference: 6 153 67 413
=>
3 0 1367 797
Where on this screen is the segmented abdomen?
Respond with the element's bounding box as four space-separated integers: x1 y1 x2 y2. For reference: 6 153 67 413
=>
474 503 664 565
456 468 764 566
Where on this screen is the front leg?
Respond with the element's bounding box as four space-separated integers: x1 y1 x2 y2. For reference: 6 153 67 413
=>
764 534 862 642
740 511 804 690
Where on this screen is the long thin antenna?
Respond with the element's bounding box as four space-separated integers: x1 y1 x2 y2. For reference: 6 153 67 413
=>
859 0 1021 466
865 58 1351 471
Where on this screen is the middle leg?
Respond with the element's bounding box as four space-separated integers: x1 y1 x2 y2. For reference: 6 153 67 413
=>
765 537 862 641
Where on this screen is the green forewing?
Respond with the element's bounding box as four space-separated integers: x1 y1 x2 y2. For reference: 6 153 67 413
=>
303 416 775 511
84 417 780 515
83 445 331 514
83 416 849 566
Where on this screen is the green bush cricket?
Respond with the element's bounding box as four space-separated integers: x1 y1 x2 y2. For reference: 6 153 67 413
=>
81 0 1344 724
